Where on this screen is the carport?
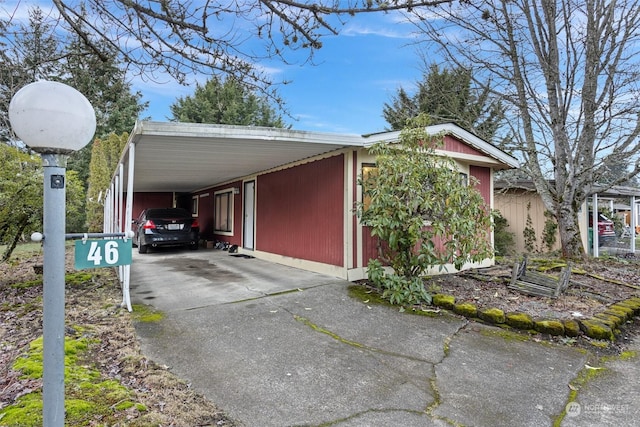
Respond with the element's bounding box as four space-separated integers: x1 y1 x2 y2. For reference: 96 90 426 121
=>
104 121 366 310
589 185 640 256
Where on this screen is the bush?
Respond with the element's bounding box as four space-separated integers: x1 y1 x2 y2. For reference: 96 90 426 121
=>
358 114 493 305
367 259 431 306
493 210 515 256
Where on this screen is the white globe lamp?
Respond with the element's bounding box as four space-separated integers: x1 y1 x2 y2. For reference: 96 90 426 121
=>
8 80 96 427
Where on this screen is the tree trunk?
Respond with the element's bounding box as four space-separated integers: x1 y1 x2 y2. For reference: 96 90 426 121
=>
556 206 585 259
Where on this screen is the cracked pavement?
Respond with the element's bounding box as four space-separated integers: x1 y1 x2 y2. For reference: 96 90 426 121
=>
130 250 637 426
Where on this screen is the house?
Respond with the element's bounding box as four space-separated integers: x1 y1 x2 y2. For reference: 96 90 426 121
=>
494 181 562 253
495 180 640 255
106 121 518 283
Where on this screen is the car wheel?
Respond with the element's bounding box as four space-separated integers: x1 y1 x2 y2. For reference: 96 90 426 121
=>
138 237 148 254
189 242 199 251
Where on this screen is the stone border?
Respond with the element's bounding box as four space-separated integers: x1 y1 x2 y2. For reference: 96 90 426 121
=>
431 294 640 341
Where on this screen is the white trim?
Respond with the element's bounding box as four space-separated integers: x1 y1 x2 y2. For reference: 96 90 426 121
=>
214 188 235 236
434 149 505 167
344 151 354 270
356 149 378 272
363 123 520 169
192 195 199 217
246 249 348 279
132 120 365 147
242 179 256 250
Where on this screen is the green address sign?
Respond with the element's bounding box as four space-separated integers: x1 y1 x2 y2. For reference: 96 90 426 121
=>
75 239 132 269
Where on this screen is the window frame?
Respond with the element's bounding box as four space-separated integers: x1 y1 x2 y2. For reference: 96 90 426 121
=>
214 189 234 235
192 196 199 217
361 163 378 212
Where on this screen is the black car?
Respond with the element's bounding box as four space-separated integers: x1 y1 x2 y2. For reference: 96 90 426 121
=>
133 208 199 253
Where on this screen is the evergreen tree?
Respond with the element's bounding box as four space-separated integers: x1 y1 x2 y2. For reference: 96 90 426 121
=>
0 7 146 255
86 133 129 232
383 64 504 140
0 7 62 141
63 32 148 186
170 77 286 127
357 114 493 305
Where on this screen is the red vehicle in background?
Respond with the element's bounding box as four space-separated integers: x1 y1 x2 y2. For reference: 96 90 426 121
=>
588 213 616 246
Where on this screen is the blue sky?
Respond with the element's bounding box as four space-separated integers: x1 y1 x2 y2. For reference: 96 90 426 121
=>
137 12 427 135
4 1 428 135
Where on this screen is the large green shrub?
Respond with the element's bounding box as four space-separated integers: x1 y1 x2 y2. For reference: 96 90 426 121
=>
357 114 494 305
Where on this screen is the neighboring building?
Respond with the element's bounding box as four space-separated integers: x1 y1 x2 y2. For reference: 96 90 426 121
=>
495 180 640 255
106 121 518 281
494 181 561 254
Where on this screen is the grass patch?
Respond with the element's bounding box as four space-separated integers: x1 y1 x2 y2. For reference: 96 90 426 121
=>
348 284 388 306
130 304 164 323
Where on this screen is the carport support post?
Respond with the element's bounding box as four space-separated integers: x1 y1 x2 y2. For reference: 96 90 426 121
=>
593 194 599 257
632 196 637 253
41 154 68 426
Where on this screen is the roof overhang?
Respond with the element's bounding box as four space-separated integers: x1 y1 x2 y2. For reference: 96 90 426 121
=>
364 123 520 170
116 121 520 194
119 121 364 193
496 180 640 198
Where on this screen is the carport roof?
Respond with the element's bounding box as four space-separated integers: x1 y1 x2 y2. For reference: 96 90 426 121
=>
118 121 519 193
119 121 365 193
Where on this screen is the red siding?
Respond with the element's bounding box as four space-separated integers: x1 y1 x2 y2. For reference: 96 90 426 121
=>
131 192 174 219
256 155 344 266
470 165 491 205
362 227 381 265
193 190 215 240
443 135 484 156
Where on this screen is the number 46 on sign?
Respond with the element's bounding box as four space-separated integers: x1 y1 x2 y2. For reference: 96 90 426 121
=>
75 239 132 269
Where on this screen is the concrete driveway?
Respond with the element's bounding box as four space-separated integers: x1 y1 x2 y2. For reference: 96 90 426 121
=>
129 248 640 427
129 247 337 312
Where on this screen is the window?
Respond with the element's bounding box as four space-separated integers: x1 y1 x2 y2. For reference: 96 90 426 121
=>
215 190 233 233
361 163 378 211
192 196 199 217
459 172 469 186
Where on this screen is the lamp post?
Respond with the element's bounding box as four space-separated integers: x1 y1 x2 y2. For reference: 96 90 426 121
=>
9 81 96 426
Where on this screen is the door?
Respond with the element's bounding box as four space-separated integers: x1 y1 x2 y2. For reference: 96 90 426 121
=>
243 180 255 250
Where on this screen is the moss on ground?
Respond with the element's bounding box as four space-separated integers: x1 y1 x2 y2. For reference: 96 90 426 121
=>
478 307 506 324
453 302 478 318
593 312 624 328
0 334 145 426
505 312 534 330
579 319 614 341
432 294 456 310
348 285 388 306
480 328 530 342
534 319 565 336
563 320 581 337
131 304 164 323
606 304 634 320
554 363 608 426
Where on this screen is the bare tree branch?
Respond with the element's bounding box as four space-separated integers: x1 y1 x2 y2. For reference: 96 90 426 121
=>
407 0 640 256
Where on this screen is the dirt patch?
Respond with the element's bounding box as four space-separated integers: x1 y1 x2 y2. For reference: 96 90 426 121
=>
426 258 640 321
0 250 239 426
